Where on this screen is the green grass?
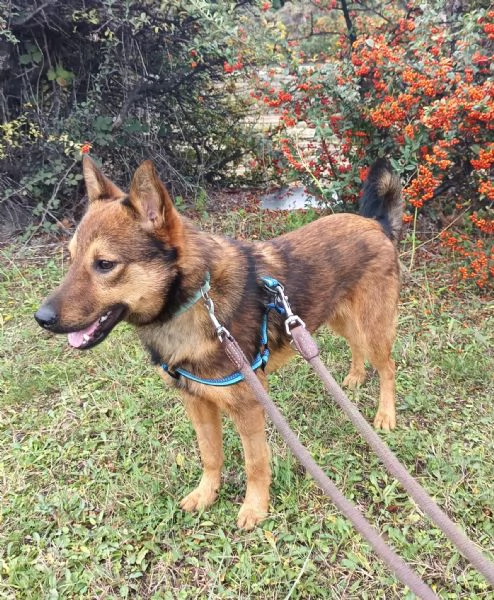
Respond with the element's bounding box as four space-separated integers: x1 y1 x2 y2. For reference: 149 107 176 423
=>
1 220 493 599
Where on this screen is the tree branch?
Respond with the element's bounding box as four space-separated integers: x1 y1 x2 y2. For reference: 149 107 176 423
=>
340 0 356 45
111 60 222 131
12 1 57 27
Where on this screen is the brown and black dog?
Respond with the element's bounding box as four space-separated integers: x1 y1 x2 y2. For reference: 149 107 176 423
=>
35 156 402 529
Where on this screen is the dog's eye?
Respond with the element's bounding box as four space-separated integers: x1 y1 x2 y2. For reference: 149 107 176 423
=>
95 259 116 272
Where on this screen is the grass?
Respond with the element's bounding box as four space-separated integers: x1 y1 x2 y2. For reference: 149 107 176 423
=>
1 212 493 599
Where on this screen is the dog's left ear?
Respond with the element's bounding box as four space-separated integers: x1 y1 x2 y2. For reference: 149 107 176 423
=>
129 160 182 238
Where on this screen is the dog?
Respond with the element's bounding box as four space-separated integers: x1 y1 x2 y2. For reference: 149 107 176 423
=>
35 156 402 529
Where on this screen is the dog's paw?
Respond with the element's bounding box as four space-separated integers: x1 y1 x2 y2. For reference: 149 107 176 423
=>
343 370 366 389
237 503 267 530
373 410 396 431
179 486 217 512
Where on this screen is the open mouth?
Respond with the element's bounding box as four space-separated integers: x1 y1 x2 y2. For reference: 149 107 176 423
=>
67 305 126 349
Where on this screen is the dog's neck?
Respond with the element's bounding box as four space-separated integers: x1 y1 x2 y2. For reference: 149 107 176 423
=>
135 225 225 370
134 221 261 376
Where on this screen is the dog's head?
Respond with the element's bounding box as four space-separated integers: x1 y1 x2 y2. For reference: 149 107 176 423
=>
35 158 186 349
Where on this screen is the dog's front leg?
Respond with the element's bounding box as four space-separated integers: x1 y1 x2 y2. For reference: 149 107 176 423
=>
179 392 224 512
230 394 271 530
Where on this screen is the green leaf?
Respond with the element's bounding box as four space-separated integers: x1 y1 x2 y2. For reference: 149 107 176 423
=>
94 116 113 132
341 558 357 570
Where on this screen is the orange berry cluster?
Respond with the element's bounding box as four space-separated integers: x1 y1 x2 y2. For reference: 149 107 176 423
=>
404 165 441 208
471 144 494 171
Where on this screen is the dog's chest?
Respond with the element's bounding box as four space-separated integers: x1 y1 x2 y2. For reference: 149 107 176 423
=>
137 314 216 369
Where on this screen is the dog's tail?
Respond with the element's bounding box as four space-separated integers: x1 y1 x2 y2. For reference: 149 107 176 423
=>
359 158 403 243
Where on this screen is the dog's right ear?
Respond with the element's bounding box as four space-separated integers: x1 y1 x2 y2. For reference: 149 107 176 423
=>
82 156 125 203
128 160 183 242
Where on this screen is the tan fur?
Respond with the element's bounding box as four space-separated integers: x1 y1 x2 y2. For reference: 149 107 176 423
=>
36 157 401 530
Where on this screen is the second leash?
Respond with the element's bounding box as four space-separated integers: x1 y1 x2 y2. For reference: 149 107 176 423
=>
204 276 494 594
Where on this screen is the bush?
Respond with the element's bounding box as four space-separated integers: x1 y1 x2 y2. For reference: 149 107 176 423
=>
0 0 260 229
249 0 493 290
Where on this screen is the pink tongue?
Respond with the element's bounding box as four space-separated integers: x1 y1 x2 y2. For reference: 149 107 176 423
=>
68 319 100 348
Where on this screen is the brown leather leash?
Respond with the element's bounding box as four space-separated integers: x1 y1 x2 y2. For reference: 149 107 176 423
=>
221 332 438 599
204 283 494 597
289 325 494 589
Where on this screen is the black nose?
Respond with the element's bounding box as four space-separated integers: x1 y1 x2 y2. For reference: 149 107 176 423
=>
34 304 58 329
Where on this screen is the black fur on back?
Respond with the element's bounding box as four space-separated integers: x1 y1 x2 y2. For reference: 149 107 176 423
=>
359 158 403 242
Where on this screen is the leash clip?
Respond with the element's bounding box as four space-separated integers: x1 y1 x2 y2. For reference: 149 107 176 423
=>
261 277 306 335
279 294 306 336
202 287 231 342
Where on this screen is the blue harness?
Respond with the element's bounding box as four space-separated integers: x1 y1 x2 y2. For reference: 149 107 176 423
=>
161 276 285 386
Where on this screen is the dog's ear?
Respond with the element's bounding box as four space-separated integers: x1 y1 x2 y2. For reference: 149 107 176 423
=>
83 156 124 202
129 160 182 237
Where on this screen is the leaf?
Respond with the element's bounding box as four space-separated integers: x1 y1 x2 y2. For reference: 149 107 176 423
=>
341 558 357 570
94 116 113 132
59 68 74 81
264 529 276 547
136 547 148 565
124 120 146 133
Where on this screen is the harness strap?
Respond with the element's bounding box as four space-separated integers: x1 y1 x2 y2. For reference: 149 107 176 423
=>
162 349 269 387
161 283 284 387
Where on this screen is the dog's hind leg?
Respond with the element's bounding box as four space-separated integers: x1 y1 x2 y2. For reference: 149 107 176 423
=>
329 311 367 389
342 341 367 389
368 347 396 431
328 302 397 431
229 394 271 530
180 393 224 512
365 299 398 431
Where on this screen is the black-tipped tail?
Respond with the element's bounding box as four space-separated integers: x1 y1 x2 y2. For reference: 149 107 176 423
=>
359 159 403 242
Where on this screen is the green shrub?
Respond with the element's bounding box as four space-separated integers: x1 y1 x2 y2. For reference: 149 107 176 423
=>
0 0 260 229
